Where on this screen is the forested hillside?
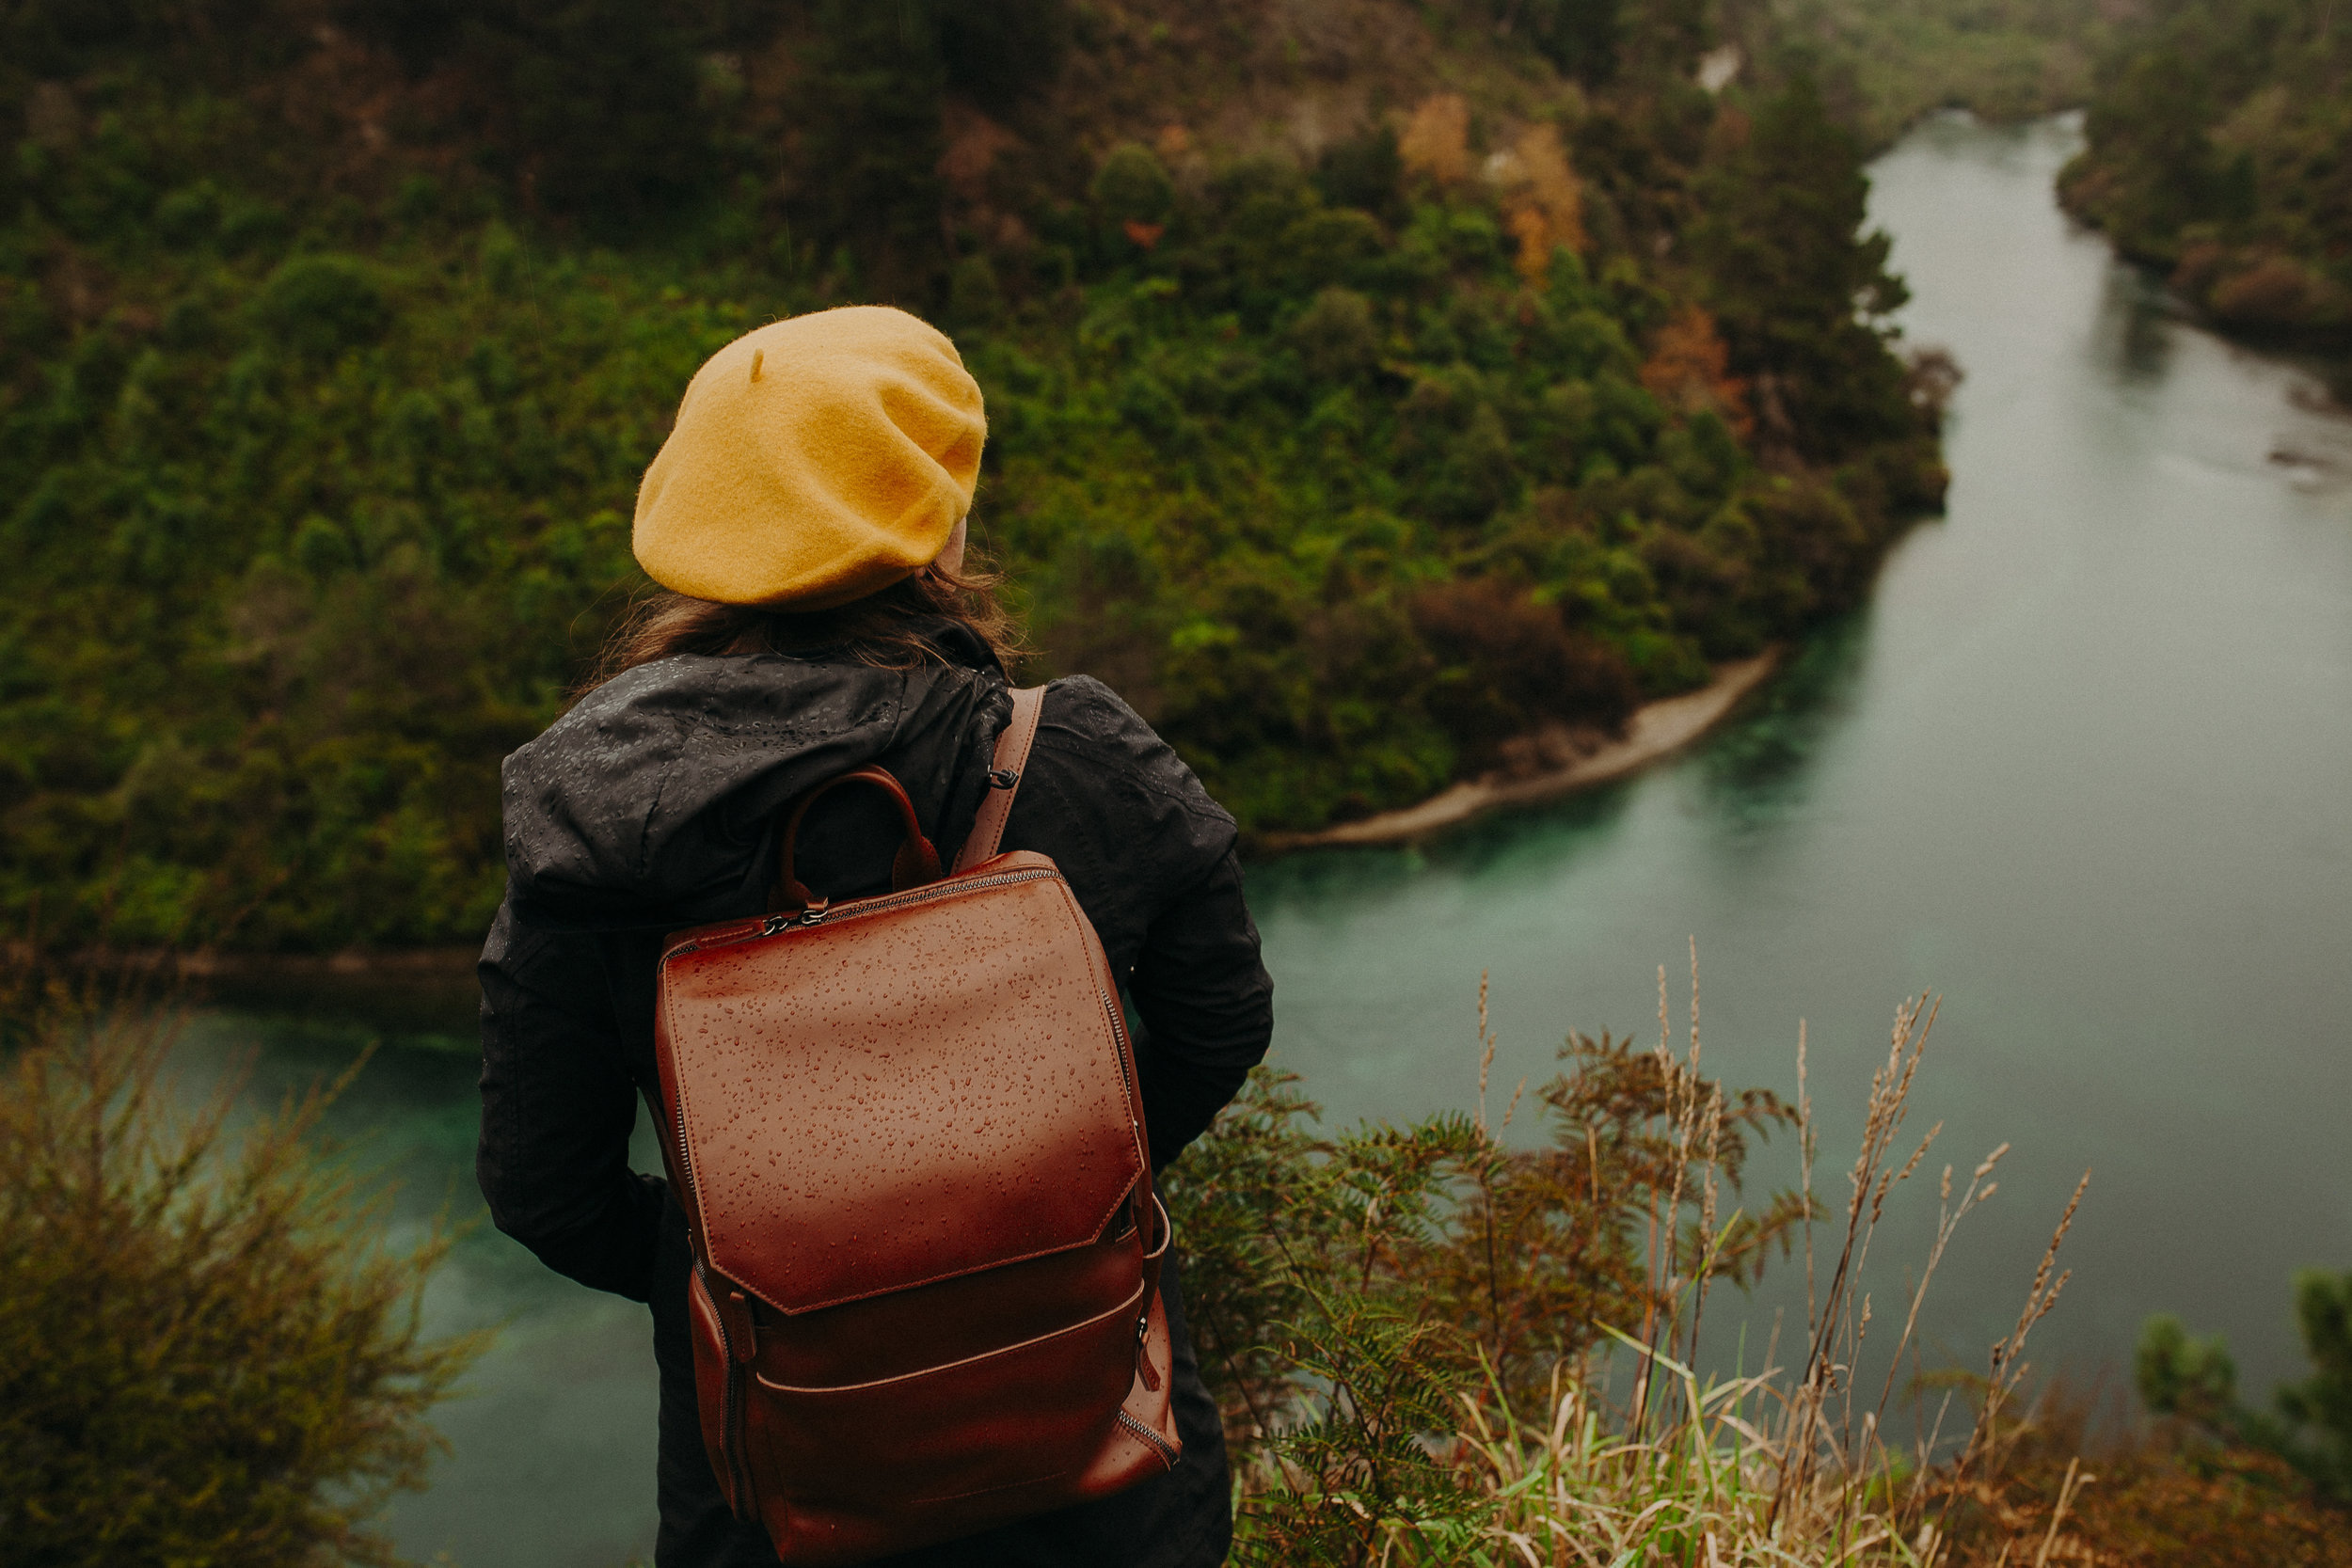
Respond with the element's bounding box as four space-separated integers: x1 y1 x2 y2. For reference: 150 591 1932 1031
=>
0 0 1946 952
1722 0 2117 146
2061 0 2351 341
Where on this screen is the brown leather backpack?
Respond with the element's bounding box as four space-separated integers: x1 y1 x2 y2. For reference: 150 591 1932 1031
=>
651 688 1180 1565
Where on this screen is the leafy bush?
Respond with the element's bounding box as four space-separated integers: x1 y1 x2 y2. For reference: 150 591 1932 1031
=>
0 980 480 1564
1287 286 1381 382
251 255 392 359
1408 578 1640 764
1091 143 1177 229
2137 1270 2352 1505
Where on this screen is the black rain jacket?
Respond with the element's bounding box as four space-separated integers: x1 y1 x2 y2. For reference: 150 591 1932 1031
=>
477 623 1273 1568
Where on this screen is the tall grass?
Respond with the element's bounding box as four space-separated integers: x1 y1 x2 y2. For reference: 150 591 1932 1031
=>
1172 952 2096 1565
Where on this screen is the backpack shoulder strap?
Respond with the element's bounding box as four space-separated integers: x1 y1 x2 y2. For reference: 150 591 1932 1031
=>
952 685 1045 875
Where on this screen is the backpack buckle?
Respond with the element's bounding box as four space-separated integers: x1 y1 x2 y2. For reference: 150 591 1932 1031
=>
987 768 1020 789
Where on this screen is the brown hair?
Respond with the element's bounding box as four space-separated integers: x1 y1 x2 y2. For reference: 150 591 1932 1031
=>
580 546 1025 700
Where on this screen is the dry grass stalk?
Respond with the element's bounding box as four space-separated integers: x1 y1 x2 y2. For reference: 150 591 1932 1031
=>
1774 994 1945 1526
1629 949 1721 1442
1931 1170 2093 1546
2029 1456 2090 1568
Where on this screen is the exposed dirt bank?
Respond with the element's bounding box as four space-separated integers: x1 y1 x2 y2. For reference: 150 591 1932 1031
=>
1258 649 1782 852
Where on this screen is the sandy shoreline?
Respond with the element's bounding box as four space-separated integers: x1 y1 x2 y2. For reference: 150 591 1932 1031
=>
1257 648 1782 853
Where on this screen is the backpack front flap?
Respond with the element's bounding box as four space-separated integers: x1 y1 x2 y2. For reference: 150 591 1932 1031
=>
654 852 1149 1316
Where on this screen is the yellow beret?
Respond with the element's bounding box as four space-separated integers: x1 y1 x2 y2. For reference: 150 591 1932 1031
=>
632 306 986 609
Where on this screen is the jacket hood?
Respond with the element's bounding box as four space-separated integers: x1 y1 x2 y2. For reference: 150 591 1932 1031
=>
501 626 1009 933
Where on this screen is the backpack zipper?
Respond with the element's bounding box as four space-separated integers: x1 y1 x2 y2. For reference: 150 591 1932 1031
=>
1095 983 1149 1163
675 1100 698 1212
1117 1408 1178 1468
697 1261 756 1510
714 867 1057 947
1134 1312 1162 1391
795 866 1054 927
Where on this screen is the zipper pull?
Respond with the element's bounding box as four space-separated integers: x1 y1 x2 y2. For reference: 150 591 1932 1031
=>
1135 1315 1161 1391
763 895 830 936
722 1287 758 1365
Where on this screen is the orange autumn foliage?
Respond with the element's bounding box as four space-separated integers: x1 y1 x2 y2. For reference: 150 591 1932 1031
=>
1399 94 1470 186
1640 303 1753 438
1502 124 1586 281
1940 1396 2352 1568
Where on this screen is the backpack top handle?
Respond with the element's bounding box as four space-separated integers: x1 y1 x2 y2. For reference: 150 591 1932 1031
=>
766 686 1045 915
767 766 942 916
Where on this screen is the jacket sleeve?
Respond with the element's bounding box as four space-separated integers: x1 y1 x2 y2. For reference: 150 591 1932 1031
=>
476 898 668 1302
1126 851 1275 1171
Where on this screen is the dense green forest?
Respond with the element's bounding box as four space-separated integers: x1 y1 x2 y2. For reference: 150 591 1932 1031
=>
0 0 1946 952
1721 0 2114 146
2062 0 2351 340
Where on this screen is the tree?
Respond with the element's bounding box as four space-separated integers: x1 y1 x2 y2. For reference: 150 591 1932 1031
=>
2137 1269 2352 1505
1513 0 1623 86
336 0 718 234
1688 78 1916 463
506 0 713 232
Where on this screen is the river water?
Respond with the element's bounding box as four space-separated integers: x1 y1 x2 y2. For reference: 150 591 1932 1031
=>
178 113 2352 1567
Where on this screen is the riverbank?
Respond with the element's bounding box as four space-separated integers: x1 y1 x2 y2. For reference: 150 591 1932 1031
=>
7 649 1777 1000
7 651 1783 1007
7 942 481 1030
1258 650 1782 852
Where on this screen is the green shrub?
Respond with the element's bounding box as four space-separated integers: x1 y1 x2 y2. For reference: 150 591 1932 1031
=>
250 255 391 360
1165 1015 1805 1460
1090 142 1176 227
1314 126 1403 216
1288 286 1381 383
2139 1271 2352 1504
0 984 481 1564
